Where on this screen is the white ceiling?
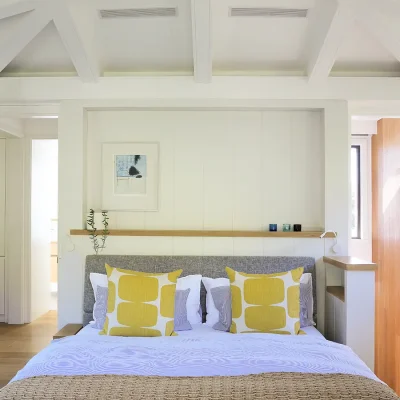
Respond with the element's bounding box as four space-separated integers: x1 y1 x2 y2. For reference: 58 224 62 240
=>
98 0 193 73
0 0 399 81
212 0 312 73
4 21 76 75
332 22 400 76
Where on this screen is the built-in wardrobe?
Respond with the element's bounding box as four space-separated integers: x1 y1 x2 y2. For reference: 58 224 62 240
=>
372 119 400 393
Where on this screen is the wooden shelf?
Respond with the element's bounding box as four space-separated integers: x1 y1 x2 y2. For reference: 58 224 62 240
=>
53 324 83 340
323 256 377 271
70 229 336 238
327 286 345 302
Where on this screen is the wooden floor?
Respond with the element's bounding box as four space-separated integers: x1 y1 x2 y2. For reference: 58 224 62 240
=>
0 311 57 388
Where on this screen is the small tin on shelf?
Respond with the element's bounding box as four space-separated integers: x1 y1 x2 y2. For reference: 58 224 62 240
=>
282 224 291 232
294 224 302 232
269 224 278 232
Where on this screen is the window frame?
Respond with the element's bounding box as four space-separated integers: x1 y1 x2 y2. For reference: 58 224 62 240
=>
351 145 361 239
350 136 372 245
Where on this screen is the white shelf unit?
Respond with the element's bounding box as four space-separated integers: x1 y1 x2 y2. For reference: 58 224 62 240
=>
324 256 376 371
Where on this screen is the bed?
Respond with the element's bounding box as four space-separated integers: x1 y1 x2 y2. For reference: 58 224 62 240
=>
0 255 397 399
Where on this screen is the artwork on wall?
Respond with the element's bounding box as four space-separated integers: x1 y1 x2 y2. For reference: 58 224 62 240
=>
102 143 159 211
114 155 147 195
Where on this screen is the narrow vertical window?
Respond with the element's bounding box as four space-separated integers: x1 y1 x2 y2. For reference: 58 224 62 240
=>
351 145 361 239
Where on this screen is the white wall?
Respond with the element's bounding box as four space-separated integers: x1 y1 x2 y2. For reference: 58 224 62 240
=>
351 119 377 136
58 102 350 331
24 119 59 138
6 139 25 324
30 140 58 321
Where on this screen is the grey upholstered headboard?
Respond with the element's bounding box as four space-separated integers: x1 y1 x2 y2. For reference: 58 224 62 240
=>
83 255 316 326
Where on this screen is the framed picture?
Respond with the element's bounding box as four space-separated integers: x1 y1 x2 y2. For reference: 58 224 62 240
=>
102 142 159 211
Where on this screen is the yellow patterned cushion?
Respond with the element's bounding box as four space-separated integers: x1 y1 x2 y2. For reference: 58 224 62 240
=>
226 267 303 335
100 264 182 337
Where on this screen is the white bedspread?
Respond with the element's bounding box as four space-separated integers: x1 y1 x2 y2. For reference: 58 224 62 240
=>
12 329 378 383
78 323 326 339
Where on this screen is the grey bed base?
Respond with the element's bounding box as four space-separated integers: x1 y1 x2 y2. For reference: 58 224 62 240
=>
83 255 316 326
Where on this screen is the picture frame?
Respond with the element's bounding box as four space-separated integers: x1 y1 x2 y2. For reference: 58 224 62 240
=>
102 142 159 211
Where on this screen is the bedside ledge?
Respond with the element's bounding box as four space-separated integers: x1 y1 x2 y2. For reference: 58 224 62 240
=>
323 256 377 271
53 324 83 340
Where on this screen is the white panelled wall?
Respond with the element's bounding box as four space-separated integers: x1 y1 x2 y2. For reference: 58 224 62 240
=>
87 111 324 232
58 102 350 332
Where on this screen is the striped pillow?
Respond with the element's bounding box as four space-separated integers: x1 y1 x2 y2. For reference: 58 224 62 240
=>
300 273 315 327
210 286 232 332
174 289 192 331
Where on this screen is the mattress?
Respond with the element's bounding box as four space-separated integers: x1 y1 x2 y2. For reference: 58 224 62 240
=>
12 324 377 383
79 323 326 340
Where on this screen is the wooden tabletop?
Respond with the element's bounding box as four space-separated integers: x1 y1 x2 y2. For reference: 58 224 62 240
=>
323 256 377 271
53 324 83 340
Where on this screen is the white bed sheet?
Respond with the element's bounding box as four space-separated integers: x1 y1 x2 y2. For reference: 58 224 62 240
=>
12 323 377 383
79 323 325 339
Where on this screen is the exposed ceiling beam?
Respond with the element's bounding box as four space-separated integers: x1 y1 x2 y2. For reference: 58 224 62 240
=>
2 76 400 102
349 0 400 63
52 1 99 82
305 0 354 83
191 0 212 83
0 105 59 119
0 1 37 20
0 118 24 138
0 9 51 73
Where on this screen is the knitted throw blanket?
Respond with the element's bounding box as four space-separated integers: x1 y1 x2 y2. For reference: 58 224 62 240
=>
0 373 398 400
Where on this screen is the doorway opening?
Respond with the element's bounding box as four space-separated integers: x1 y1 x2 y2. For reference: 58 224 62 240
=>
30 139 58 321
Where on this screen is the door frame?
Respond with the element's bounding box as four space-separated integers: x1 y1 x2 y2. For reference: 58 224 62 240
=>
23 133 58 323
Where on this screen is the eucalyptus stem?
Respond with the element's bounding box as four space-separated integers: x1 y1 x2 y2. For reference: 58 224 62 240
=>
100 211 109 250
86 209 109 255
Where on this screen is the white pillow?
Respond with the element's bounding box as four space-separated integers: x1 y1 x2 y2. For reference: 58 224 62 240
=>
300 272 311 284
202 277 230 327
176 274 202 324
90 272 202 325
90 272 108 299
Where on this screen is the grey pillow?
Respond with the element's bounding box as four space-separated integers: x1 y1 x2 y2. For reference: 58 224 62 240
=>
300 275 315 328
91 286 193 332
174 288 192 331
210 286 232 332
92 286 108 329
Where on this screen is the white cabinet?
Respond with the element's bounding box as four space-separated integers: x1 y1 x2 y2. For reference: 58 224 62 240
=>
326 292 346 344
0 139 4 256
325 293 335 341
334 296 346 344
0 257 4 315
0 140 4 318
324 257 376 371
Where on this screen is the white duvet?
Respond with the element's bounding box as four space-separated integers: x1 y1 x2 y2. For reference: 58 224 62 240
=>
12 325 378 383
